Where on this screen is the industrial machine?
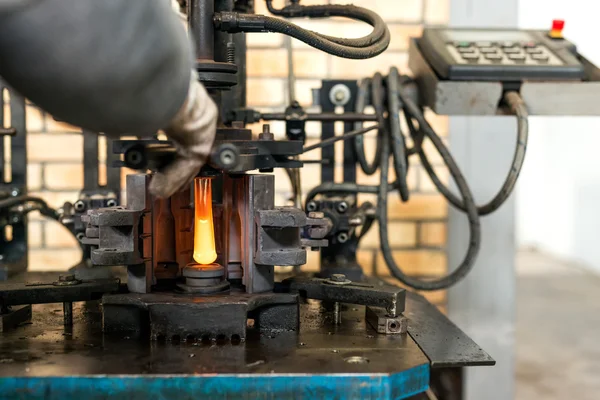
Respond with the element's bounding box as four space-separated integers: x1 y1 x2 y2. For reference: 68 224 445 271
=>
0 1 598 398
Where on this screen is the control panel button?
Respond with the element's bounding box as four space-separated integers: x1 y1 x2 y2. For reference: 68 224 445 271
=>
523 42 537 48
532 53 550 63
503 47 521 54
455 41 472 48
458 47 476 54
501 41 514 48
461 53 480 63
508 54 526 63
479 47 497 54
476 41 493 47
525 47 543 54
485 53 503 62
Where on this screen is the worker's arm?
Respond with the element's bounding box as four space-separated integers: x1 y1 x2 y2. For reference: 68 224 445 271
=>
0 0 217 197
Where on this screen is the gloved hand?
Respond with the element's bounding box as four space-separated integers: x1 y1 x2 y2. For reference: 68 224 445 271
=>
149 72 218 198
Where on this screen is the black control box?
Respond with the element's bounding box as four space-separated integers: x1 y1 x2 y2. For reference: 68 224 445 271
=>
418 28 584 81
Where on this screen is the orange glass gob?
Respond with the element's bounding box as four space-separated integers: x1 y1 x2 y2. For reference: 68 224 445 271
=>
192 177 217 265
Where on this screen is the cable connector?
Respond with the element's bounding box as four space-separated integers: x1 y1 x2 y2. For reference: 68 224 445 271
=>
214 12 266 33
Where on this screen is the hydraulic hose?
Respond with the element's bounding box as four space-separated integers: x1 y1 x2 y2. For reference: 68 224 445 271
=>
214 3 391 59
385 67 410 202
415 91 529 216
265 1 388 48
378 79 481 291
353 78 381 175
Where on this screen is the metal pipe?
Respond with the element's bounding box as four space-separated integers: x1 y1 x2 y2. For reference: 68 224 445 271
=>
214 0 234 63
188 0 214 60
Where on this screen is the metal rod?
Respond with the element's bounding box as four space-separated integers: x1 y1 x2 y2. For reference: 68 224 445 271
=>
303 125 378 153
333 302 341 325
63 302 73 326
188 0 214 60
284 0 296 104
261 112 378 122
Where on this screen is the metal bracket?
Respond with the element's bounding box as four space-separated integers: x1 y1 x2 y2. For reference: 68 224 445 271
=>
281 276 405 317
365 306 408 335
408 38 600 116
0 278 120 306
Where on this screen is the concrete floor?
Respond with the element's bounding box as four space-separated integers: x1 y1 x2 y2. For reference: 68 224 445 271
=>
516 250 600 399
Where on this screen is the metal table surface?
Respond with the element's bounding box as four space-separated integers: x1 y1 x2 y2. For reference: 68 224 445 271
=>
0 272 494 399
0 299 429 399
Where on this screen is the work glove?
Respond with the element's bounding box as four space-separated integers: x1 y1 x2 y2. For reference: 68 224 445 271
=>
149 71 218 198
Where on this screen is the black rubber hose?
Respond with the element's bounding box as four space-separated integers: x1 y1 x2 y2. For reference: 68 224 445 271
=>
262 16 390 59
264 1 387 48
386 67 410 202
215 12 390 59
0 195 58 219
354 78 381 175
379 99 481 291
304 181 404 208
416 91 529 216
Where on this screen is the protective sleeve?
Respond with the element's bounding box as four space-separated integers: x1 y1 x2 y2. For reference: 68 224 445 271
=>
0 0 194 136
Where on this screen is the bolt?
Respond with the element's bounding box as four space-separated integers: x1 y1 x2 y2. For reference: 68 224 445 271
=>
333 302 342 325
308 211 324 219
63 302 73 326
337 232 349 243
386 304 398 318
259 124 274 140
11 216 20 224
336 201 348 214
220 149 236 166
76 232 85 241
59 275 76 282
329 84 351 106
106 199 117 207
74 201 86 212
10 188 20 197
330 274 346 282
306 201 318 212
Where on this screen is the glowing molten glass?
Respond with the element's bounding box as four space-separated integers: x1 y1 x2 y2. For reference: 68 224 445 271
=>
192 177 217 265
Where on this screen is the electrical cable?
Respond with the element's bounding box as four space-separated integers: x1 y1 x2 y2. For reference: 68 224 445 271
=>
411 91 529 216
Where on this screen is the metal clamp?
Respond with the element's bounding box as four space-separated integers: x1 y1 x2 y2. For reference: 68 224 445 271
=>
281 275 405 317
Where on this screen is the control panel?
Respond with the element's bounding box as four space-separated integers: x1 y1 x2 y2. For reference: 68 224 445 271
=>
418 24 585 81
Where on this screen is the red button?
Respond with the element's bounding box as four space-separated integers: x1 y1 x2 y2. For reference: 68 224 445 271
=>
552 19 565 31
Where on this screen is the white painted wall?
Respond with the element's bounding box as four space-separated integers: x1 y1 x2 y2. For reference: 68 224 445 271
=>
517 1 600 271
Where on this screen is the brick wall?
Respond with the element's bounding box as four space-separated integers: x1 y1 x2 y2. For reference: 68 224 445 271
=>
23 0 449 303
